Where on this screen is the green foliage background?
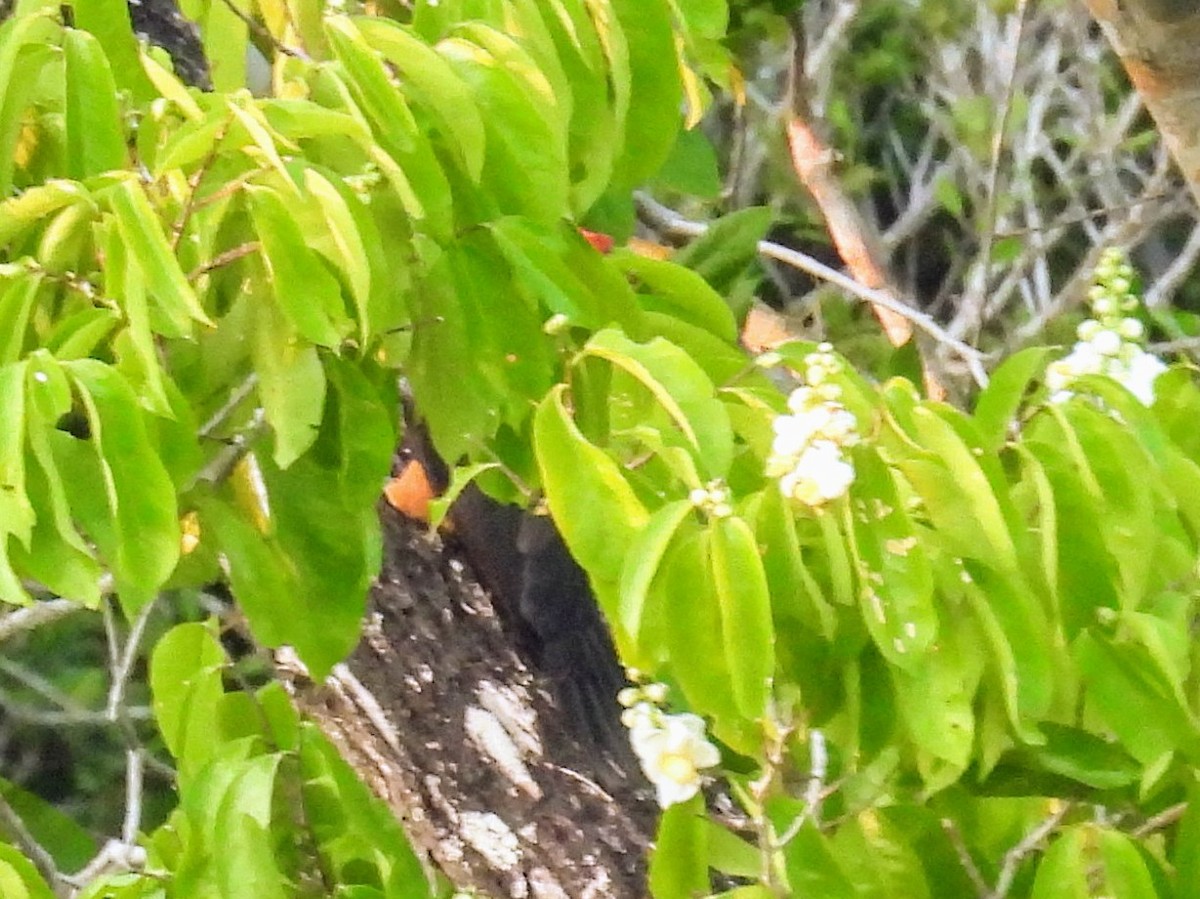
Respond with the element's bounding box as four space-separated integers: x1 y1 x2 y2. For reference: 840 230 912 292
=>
1 0 1200 897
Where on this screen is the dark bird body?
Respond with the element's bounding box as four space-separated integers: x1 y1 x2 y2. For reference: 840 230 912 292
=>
402 420 633 768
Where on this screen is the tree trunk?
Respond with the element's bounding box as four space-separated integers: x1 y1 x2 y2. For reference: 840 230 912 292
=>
1085 0 1200 205
281 505 656 897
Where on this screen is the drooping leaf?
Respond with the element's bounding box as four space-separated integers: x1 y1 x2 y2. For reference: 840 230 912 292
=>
354 17 486 181
618 498 693 642
534 384 649 615
325 16 453 238
67 359 180 610
247 184 346 348
710 515 774 720
973 346 1054 451
71 0 156 101
648 796 709 899
249 288 326 469
150 622 227 775
63 28 128 179
612 251 738 342
440 25 569 223
107 179 212 336
584 328 733 478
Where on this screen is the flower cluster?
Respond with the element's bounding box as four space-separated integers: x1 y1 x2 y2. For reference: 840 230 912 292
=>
1045 249 1166 406
618 682 720 808
688 479 733 519
765 343 860 506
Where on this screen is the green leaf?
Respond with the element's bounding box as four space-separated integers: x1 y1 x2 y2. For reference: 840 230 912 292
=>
0 361 33 549
250 289 326 468
98 218 171 415
325 16 453 238
488 218 644 331
846 448 936 668
783 821 857 899
973 346 1054 451
585 328 733 478
442 25 570 223
1173 779 1200 894
904 404 1020 574
150 622 227 774
673 206 772 296
405 251 498 463
194 0 248 92
214 757 288 899
618 498 693 642
962 565 1053 739
534 384 650 615
654 126 721 199
754 485 836 640
14 362 103 604
1030 827 1089 899
1059 403 1159 611
353 17 486 182
0 776 96 873
648 796 709 899
530 0 623 212
298 724 431 896
1010 723 1140 790
0 843 54 899
1096 829 1157 899
656 523 746 750
891 629 976 791
247 184 346 348
37 197 96 275
1023 430 1118 637
107 179 212 336
71 0 156 101
830 811 931 899
609 0 682 190
0 14 59 197
326 357 397 510
710 516 774 720
612 251 738 342
0 181 90 249
199 464 369 683
301 169 373 342
63 28 128 179
1075 628 1200 765
67 359 180 608
705 820 760 878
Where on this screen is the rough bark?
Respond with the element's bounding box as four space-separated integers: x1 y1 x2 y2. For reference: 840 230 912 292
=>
1084 0 1200 205
281 505 656 898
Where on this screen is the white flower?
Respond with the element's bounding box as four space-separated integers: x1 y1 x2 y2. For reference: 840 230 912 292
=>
786 386 817 414
629 712 721 808
778 441 856 506
1122 349 1167 405
1118 317 1145 340
1089 329 1122 356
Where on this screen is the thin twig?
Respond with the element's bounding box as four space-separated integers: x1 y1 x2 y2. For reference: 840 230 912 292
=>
634 193 990 386
218 0 308 60
989 803 1071 898
199 372 261 440
941 817 991 897
959 0 1031 342
187 241 261 282
0 791 65 896
0 600 80 643
1131 801 1187 838
189 406 270 489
